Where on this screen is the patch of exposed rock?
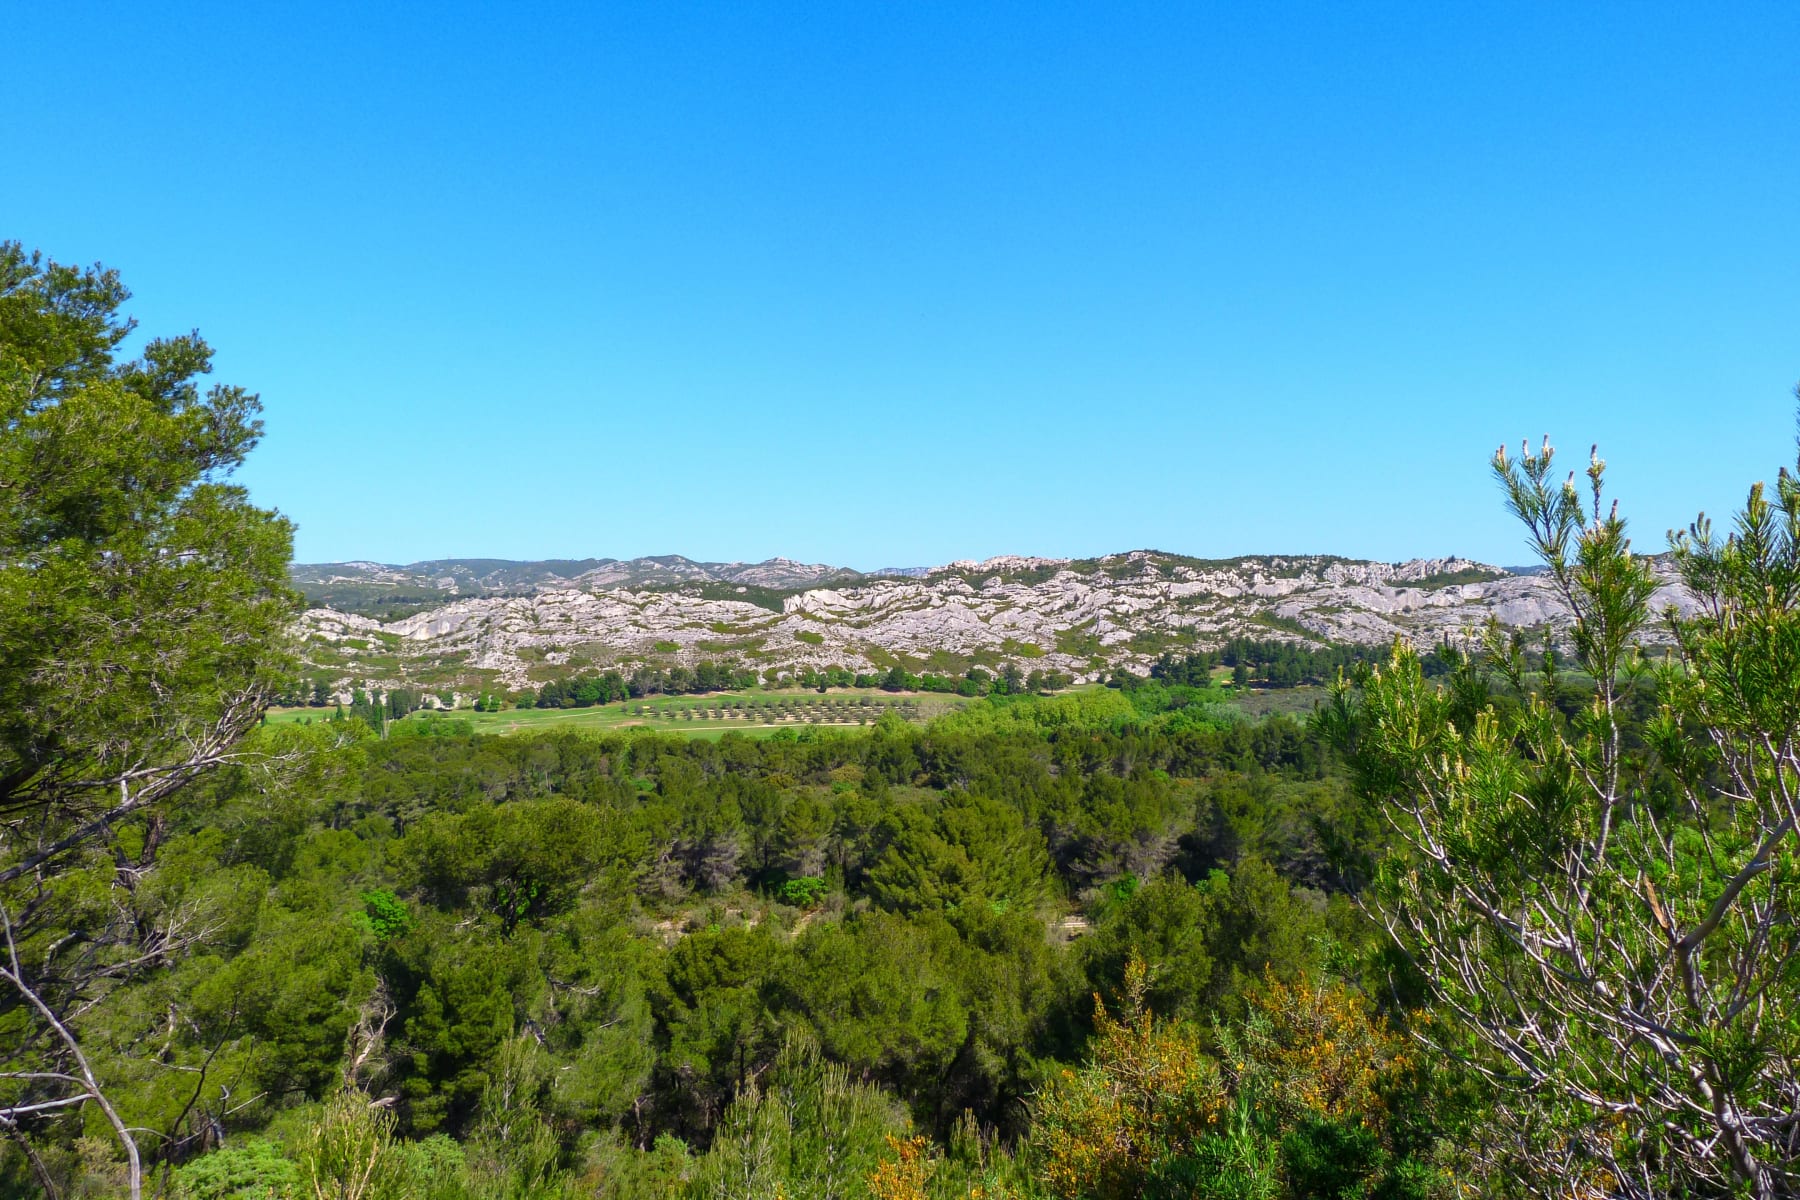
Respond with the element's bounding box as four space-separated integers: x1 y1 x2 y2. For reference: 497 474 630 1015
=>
296 551 1696 693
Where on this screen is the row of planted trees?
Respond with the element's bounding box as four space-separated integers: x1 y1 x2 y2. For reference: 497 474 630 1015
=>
280 662 1075 719
643 697 923 723
777 664 1078 696
526 661 1072 711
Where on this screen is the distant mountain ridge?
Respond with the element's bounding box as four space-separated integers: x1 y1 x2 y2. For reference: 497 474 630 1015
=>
290 549 1699 700
288 551 1520 610
291 555 867 612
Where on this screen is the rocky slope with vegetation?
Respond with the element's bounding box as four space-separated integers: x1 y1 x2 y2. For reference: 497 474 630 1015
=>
293 549 1693 695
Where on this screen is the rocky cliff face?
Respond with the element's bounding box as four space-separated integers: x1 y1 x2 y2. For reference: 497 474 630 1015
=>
294 550 1694 694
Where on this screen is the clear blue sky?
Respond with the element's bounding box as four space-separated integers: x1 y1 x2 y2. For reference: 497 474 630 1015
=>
8 3 1798 569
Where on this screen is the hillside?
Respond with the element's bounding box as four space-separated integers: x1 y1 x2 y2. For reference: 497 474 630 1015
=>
292 548 1693 698
291 555 871 616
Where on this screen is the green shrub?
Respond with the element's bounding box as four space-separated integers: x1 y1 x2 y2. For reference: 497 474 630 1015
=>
359 888 414 941
777 876 828 907
173 1140 300 1199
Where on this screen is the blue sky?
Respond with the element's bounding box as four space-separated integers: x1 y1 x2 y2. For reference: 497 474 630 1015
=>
8 3 1798 568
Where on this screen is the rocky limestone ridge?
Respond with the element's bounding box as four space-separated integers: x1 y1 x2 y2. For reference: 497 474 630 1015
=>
295 550 1696 694
291 554 862 602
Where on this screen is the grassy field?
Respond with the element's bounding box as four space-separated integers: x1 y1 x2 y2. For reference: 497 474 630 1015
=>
1232 683 1331 718
267 687 971 739
267 680 1324 740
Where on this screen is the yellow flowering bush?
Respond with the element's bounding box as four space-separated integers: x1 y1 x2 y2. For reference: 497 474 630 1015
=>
1223 972 1401 1126
1033 956 1429 1200
1033 957 1228 1199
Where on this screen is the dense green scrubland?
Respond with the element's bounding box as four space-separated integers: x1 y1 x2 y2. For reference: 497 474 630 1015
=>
8 700 1467 1199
